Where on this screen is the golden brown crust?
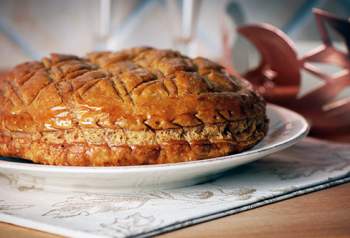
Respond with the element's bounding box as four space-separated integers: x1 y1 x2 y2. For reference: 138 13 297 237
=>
0 47 268 166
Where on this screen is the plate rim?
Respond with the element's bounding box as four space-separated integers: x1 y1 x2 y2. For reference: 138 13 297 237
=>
0 104 309 173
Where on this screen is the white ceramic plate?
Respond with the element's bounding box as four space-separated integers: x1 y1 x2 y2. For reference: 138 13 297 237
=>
0 104 309 192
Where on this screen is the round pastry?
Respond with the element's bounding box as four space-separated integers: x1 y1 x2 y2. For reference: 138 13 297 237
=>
0 47 268 166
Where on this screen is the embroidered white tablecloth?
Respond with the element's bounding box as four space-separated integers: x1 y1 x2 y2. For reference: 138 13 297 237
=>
0 137 349 238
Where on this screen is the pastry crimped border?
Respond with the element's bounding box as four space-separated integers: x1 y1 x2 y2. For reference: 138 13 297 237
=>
0 117 268 166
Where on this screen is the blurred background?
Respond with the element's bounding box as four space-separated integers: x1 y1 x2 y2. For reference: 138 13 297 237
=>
0 0 349 70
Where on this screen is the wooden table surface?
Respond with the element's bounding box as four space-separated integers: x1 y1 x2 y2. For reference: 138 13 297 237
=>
0 182 349 238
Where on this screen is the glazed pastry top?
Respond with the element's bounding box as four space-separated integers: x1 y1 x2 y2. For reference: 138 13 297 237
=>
0 47 265 133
